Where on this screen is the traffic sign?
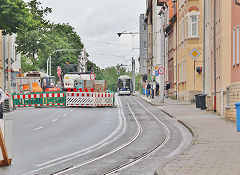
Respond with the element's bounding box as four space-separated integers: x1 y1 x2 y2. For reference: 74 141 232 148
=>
90 73 95 81
155 70 159 76
189 48 201 60
158 67 165 75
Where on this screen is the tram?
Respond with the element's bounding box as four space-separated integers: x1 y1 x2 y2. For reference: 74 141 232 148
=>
117 75 132 95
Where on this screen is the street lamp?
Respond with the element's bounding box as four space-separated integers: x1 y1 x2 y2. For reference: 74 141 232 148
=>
47 49 82 75
117 32 140 37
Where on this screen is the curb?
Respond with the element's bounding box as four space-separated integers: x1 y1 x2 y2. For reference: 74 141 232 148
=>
138 95 197 175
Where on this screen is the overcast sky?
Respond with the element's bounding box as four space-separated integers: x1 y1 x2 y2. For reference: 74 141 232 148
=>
31 0 146 70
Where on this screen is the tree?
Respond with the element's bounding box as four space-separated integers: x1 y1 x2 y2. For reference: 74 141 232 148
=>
0 0 35 34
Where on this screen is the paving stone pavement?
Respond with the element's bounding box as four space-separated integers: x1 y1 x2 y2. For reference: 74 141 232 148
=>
137 94 240 175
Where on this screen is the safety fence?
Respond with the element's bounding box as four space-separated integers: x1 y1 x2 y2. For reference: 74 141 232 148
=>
12 92 114 108
12 92 66 107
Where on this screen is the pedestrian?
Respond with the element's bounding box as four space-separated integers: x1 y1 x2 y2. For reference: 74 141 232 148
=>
156 82 159 96
152 82 155 99
0 88 9 119
147 82 151 97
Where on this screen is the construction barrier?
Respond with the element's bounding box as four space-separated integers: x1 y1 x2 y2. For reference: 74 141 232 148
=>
66 92 95 107
12 92 114 108
95 93 114 107
66 92 114 107
12 92 66 108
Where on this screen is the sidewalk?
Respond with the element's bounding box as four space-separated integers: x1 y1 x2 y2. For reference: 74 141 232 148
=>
138 94 240 175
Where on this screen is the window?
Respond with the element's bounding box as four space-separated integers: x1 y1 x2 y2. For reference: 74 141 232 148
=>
185 17 188 39
190 16 198 37
233 27 236 66
237 26 239 65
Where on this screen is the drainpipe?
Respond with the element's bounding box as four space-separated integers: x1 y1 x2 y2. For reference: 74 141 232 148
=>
202 0 206 94
213 0 217 112
175 5 178 99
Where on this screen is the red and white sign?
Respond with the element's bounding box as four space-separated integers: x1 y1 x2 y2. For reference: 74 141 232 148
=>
158 67 165 75
90 73 96 81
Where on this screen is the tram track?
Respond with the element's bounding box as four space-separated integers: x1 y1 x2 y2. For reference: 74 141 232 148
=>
102 97 170 175
51 96 170 175
23 95 185 175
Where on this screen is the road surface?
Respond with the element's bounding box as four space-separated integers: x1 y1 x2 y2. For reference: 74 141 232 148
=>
1 95 192 175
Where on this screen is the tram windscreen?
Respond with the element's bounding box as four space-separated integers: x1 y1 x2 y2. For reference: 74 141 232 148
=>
118 79 131 89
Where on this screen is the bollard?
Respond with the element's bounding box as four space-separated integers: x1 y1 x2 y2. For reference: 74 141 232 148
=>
234 102 240 132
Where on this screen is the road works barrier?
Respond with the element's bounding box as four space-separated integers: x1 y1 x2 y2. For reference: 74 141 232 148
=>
12 92 114 108
66 92 114 107
12 92 66 107
66 92 95 107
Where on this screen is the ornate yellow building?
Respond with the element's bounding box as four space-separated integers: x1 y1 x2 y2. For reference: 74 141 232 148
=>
176 0 203 101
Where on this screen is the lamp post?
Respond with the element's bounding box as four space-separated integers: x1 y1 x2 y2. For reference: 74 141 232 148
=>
47 49 82 75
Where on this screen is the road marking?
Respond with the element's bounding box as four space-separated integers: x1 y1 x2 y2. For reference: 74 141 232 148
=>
52 119 58 122
141 96 151 102
63 114 68 117
23 96 126 175
33 127 43 131
51 99 142 175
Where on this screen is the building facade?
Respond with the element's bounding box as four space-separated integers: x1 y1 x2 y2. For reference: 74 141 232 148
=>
176 0 203 101
225 1 240 121
1 33 21 92
139 14 148 79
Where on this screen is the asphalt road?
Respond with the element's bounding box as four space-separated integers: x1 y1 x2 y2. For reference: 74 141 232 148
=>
0 95 193 175
1 103 122 175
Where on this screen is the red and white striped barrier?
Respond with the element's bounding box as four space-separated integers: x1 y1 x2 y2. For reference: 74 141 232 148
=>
66 92 95 107
66 92 114 107
95 93 114 107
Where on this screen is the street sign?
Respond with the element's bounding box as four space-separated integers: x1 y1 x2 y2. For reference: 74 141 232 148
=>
90 73 95 81
5 58 15 65
189 48 201 60
158 67 165 75
155 70 159 76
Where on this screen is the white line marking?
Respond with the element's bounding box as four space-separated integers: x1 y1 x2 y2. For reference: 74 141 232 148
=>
52 119 58 122
22 96 127 175
63 114 68 117
52 100 142 175
33 127 43 131
141 96 151 102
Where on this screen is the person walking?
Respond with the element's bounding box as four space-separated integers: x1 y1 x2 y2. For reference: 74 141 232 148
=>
0 88 9 119
146 82 151 97
156 82 159 96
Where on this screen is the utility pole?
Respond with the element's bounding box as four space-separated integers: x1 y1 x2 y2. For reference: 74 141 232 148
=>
7 35 11 94
159 13 165 103
132 57 135 93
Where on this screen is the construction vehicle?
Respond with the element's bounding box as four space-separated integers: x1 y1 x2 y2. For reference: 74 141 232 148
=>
60 63 93 92
14 71 60 93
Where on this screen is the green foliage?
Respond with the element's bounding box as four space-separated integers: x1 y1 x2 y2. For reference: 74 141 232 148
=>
0 0 35 34
15 0 84 76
